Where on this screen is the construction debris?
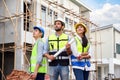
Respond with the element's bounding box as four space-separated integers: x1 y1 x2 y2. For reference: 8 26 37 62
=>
6 70 33 80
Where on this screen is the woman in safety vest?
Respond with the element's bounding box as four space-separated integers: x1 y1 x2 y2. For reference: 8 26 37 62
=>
30 26 47 80
71 23 92 80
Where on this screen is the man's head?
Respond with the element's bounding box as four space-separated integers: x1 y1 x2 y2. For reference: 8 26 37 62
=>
54 18 65 32
33 26 44 38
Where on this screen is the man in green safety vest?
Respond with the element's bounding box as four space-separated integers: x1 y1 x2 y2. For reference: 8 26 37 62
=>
30 26 47 80
44 18 71 80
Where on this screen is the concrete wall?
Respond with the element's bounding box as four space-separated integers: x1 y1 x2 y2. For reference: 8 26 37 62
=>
4 0 29 45
90 27 113 59
115 30 120 59
0 0 24 43
98 64 120 80
64 0 79 14
114 65 120 78
40 0 89 23
0 0 24 70
0 0 4 16
104 65 109 79
0 0 6 43
0 23 5 43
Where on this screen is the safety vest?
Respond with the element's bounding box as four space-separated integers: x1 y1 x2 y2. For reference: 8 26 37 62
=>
71 37 91 68
30 39 47 73
48 33 69 66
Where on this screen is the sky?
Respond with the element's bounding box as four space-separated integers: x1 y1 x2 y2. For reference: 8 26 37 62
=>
81 0 120 27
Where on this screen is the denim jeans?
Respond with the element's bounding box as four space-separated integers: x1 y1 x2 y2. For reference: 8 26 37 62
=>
73 68 89 80
49 64 69 80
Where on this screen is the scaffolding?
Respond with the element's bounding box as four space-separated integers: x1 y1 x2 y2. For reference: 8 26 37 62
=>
0 0 103 80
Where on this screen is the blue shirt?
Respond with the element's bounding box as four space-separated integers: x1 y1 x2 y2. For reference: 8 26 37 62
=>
36 38 44 65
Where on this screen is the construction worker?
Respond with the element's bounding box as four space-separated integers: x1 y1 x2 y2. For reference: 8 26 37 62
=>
30 26 47 80
70 23 92 80
44 18 71 80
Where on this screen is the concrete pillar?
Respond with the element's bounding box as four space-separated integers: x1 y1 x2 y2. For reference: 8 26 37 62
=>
15 0 24 70
109 58 114 74
15 48 24 70
36 0 41 26
101 66 105 80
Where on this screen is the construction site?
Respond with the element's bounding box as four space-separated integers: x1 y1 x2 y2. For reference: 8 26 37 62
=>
0 0 120 80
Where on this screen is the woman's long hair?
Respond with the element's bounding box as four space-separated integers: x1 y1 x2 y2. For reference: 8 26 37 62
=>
82 34 88 47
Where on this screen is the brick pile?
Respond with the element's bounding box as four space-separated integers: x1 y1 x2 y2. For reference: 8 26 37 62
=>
6 70 33 80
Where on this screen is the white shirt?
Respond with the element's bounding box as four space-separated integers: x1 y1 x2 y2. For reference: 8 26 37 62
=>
70 37 92 71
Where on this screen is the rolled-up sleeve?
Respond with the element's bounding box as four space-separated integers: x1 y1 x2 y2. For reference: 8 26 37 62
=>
36 41 44 65
43 38 49 54
71 38 80 57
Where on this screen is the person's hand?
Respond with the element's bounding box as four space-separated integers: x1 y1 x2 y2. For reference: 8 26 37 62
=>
30 72 37 79
77 55 83 60
66 43 70 49
66 43 72 55
49 55 55 61
81 52 88 56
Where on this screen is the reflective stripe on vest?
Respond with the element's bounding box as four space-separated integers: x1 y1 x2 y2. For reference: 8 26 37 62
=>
71 37 91 67
30 39 47 73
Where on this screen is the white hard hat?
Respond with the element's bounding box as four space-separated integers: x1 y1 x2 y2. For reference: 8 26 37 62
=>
54 18 65 24
54 18 65 26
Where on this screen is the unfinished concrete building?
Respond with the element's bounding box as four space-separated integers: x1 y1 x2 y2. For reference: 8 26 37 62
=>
0 0 93 79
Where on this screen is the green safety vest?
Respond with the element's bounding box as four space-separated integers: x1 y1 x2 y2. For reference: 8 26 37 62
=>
30 39 47 73
48 33 69 66
75 37 89 53
49 33 68 51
